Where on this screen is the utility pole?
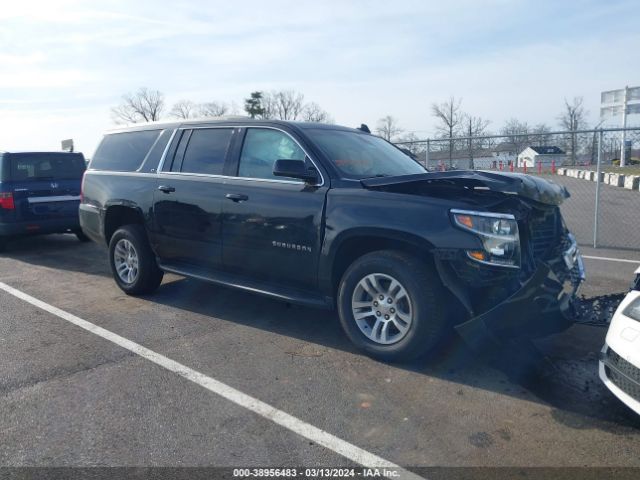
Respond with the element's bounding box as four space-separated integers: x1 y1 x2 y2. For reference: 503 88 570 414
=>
620 85 629 167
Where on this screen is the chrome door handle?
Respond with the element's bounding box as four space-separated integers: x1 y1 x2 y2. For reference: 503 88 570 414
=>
158 185 175 193
225 193 249 202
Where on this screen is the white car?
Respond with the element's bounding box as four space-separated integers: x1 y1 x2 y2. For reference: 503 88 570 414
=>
599 266 640 415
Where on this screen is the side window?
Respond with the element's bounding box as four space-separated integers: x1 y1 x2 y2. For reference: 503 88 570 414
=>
238 128 305 181
180 128 233 175
91 130 161 172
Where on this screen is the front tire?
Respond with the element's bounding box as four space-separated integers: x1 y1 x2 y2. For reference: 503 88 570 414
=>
337 250 449 362
109 225 163 295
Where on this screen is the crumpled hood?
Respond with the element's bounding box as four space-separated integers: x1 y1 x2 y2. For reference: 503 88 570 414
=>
360 170 570 206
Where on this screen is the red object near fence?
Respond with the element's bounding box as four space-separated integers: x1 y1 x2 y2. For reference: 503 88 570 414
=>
551 160 556 174
499 161 503 171
524 163 527 174
538 162 542 174
509 162 514 172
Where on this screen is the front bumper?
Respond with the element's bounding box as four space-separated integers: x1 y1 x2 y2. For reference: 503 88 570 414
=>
599 289 640 415
600 345 640 415
453 236 585 350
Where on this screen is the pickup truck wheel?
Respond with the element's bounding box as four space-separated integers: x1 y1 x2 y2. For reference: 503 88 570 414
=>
109 225 163 295
337 250 448 362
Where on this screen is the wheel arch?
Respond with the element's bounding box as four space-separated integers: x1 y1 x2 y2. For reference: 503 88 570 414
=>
103 202 147 245
324 228 436 299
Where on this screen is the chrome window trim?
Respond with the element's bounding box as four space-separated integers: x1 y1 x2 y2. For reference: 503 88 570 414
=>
156 171 304 186
85 170 151 177
159 125 325 187
87 125 326 187
85 169 305 186
154 128 178 173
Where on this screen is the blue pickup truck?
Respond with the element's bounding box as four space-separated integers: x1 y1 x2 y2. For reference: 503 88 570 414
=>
0 151 88 251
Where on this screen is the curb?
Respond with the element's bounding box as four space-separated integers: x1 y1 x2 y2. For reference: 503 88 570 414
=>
558 168 640 191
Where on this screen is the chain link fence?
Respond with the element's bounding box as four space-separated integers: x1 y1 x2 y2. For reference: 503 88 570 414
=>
395 127 640 251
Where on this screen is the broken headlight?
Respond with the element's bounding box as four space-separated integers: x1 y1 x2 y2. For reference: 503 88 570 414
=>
451 209 521 268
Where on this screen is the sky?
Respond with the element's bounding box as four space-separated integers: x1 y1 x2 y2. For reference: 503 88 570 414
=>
0 0 639 156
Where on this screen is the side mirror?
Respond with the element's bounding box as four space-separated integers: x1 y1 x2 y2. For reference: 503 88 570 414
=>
273 159 319 184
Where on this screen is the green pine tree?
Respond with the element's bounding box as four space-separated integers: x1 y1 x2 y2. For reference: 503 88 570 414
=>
244 91 265 119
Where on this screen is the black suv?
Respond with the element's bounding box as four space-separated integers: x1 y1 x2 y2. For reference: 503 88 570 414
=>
80 120 584 361
0 151 88 250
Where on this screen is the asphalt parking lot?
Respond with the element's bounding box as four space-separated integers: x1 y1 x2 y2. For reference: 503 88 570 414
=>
539 174 640 250
1 234 640 469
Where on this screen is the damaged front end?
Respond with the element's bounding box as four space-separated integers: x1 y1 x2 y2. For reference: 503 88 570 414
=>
362 170 586 349
435 218 585 350
448 232 585 351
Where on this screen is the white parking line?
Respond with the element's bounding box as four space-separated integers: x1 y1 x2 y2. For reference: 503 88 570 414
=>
0 281 422 479
582 255 640 264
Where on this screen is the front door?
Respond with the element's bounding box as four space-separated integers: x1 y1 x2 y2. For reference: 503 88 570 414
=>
222 127 328 291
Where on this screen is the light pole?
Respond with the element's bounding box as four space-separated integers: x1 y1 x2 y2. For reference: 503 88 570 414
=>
621 86 629 167
600 85 639 167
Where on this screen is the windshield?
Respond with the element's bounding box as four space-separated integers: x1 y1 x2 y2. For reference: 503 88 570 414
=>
306 129 426 179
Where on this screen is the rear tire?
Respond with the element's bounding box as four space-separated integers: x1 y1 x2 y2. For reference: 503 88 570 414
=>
74 230 91 242
337 250 449 362
109 224 163 295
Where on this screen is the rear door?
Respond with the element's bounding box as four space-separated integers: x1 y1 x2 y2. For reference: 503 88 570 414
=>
152 127 237 269
8 153 85 225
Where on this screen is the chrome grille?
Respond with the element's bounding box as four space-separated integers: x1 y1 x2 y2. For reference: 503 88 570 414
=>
603 348 640 402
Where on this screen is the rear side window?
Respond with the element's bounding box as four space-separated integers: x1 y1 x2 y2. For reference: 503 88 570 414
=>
10 154 85 181
180 128 233 175
91 130 161 172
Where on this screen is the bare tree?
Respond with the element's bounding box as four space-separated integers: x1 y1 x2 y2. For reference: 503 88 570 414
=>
302 102 332 123
532 123 552 146
246 89 332 122
111 87 165 124
463 114 491 167
199 101 229 118
376 115 403 141
169 100 198 119
500 118 531 155
558 96 587 165
396 132 426 158
431 97 463 165
229 101 241 116
262 90 306 120
259 92 276 119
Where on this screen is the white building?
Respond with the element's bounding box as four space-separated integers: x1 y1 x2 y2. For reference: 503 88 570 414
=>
493 143 518 166
517 146 566 168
